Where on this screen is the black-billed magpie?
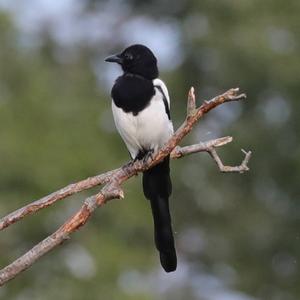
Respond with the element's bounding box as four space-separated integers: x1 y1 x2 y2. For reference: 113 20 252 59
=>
105 44 177 272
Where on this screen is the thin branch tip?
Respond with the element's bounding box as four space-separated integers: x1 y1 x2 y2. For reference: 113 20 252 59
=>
118 189 125 199
187 86 196 116
228 88 246 99
241 149 252 164
241 148 251 155
189 86 195 95
214 136 233 147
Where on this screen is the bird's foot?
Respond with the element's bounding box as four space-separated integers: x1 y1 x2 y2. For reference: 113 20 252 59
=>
134 149 154 163
142 149 154 164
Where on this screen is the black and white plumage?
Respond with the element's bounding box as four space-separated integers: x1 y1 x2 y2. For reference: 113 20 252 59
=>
105 44 177 272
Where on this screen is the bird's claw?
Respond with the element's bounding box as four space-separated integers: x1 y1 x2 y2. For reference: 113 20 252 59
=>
143 149 154 164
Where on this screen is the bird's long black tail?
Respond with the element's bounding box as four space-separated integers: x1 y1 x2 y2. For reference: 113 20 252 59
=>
142 156 177 272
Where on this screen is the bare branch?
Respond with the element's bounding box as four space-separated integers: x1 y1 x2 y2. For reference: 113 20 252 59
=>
0 184 125 285
0 88 247 232
171 136 233 159
0 169 118 231
208 148 251 173
0 87 250 286
171 136 251 173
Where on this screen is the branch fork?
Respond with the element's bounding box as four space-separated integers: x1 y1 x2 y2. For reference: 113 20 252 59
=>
0 87 251 286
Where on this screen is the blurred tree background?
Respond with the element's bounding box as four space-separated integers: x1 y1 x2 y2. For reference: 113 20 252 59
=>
0 0 299 299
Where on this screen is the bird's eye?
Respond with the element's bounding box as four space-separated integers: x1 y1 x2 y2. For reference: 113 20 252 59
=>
124 53 133 60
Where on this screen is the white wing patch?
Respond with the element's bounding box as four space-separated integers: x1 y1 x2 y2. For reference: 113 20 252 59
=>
112 78 174 159
153 78 170 106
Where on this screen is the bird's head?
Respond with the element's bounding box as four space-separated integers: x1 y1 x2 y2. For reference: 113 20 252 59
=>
105 44 158 80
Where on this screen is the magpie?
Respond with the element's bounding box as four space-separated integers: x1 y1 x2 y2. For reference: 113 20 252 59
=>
105 44 177 272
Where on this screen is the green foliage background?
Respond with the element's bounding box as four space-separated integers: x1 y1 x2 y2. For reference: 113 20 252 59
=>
0 1 299 299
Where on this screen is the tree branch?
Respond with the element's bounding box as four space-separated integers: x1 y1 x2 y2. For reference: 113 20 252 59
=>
0 169 118 231
0 87 250 286
171 137 251 173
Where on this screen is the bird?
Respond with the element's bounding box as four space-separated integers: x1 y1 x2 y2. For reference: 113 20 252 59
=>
105 44 177 272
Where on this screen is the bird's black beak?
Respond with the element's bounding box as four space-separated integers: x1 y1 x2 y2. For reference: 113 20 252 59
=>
105 54 123 64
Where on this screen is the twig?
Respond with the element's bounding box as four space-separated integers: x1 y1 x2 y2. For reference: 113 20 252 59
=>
208 148 252 173
0 87 250 286
171 137 251 173
171 136 233 159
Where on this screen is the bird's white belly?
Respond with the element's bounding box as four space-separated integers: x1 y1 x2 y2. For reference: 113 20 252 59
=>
112 93 173 159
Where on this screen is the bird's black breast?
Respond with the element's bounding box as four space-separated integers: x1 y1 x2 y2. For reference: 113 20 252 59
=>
111 74 155 116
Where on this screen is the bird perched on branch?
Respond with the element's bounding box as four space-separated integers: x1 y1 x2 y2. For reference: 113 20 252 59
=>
105 44 177 272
